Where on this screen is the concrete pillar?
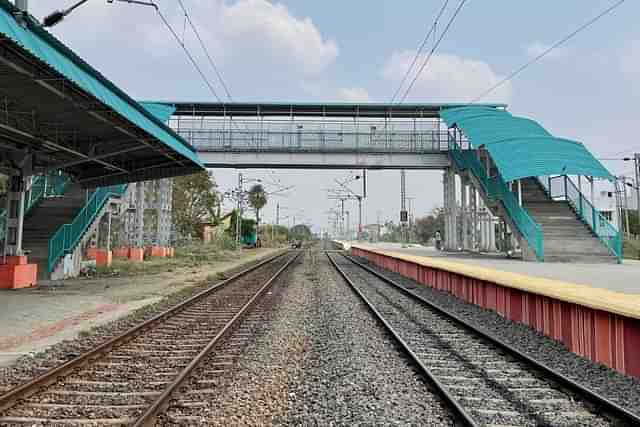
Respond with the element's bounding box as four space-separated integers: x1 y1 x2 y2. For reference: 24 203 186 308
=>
478 200 486 251
470 187 478 251
450 169 458 250
461 177 469 250
443 170 450 249
3 176 26 256
135 181 145 247
155 179 172 246
443 168 459 250
489 216 496 251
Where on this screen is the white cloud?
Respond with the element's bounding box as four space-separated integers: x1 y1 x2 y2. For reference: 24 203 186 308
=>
214 0 338 76
336 87 372 102
620 40 640 89
525 42 569 60
382 51 512 103
29 0 339 99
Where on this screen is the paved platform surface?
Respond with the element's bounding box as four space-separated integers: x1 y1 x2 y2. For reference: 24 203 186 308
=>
0 248 281 367
348 242 640 295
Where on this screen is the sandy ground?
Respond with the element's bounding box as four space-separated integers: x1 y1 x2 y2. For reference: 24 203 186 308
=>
0 248 282 367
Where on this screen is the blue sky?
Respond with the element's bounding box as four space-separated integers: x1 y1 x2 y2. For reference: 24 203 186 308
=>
29 0 640 230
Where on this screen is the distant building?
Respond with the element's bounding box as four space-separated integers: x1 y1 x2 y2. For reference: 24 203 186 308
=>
593 188 637 233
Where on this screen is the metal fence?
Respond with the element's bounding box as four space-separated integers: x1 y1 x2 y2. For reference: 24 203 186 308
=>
171 118 449 153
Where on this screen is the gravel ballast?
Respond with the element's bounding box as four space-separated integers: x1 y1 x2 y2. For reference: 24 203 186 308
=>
161 250 456 425
353 254 640 418
0 251 287 393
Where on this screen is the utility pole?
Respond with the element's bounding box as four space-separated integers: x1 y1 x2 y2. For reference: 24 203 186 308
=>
357 196 362 241
345 211 350 240
400 170 407 242
635 153 640 235
340 199 345 238
235 173 243 246
622 176 631 236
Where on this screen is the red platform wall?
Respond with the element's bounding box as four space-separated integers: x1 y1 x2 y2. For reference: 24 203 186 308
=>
352 247 640 379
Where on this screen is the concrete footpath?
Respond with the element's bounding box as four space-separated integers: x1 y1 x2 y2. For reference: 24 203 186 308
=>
345 242 640 295
0 248 281 367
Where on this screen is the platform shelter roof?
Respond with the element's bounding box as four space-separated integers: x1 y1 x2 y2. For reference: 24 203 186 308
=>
0 1 203 187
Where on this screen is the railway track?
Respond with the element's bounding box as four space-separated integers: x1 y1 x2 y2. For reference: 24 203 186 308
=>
0 250 299 426
327 252 640 427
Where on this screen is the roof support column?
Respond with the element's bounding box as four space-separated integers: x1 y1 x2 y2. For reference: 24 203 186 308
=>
2 175 26 257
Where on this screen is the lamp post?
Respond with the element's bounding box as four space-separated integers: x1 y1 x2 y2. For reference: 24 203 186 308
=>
43 0 157 28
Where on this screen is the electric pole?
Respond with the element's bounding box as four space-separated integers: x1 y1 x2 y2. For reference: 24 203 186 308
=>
635 153 640 234
622 175 631 236
400 170 408 242
235 173 243 246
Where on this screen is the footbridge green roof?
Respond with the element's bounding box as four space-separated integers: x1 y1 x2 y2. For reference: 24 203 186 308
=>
440 106 612 182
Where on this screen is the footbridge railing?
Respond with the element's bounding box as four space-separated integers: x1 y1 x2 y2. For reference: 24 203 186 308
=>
448 134 544 261
0 174 69 242
48 184 127 273
173 118 450 154
540 175 622 261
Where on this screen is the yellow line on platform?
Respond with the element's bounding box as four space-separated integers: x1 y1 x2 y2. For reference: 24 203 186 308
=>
351 244 640 321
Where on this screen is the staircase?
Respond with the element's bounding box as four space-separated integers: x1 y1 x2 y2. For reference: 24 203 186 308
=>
521 178 617 263
22 184 89 279
448 134 621 263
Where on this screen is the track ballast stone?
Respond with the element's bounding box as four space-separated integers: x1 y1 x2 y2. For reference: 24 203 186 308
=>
354 255 640 418
159 250 456 425
284 251 455 426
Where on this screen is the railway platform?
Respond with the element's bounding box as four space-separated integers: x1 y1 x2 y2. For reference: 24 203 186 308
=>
0 248 281 368
343 242 640 379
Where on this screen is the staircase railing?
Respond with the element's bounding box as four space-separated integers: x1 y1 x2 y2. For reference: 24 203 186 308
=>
539 175 622 261
448 133 544 261
48 184 127 273
0 174 69 242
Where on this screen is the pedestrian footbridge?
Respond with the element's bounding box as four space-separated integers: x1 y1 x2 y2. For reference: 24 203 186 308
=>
154 101 506 169
150 100 622 264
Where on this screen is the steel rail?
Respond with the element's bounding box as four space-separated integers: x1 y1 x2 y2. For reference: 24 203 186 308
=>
340 252 640 425
0 250 290 413
135 250 300 426
325 252 478 427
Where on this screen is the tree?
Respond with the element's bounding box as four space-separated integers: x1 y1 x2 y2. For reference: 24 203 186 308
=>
172 171 219 238
289 224 312 241
414 208 445 244
247 183 268 226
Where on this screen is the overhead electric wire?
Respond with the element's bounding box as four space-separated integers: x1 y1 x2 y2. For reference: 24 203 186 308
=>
390 0 450 103
471 0 626 103
177 0 234 101
398 0 469 103
153 2 222 102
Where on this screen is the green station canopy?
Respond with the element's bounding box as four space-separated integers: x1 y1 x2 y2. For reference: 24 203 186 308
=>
0 1 203 186
440 106 613 182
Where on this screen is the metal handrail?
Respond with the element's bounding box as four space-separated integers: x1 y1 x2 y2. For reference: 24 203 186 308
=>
448 134 544 260
539 175 622 262
180 129 450 154
47 184 127 272
0 174 69 242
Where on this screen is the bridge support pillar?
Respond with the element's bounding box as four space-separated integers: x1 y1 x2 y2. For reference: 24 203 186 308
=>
470 187 478 251
461 177 469 250
443 168 458 250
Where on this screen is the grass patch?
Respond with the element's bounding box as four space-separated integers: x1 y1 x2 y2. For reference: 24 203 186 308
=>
96 243 237 277
623 238 640 260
